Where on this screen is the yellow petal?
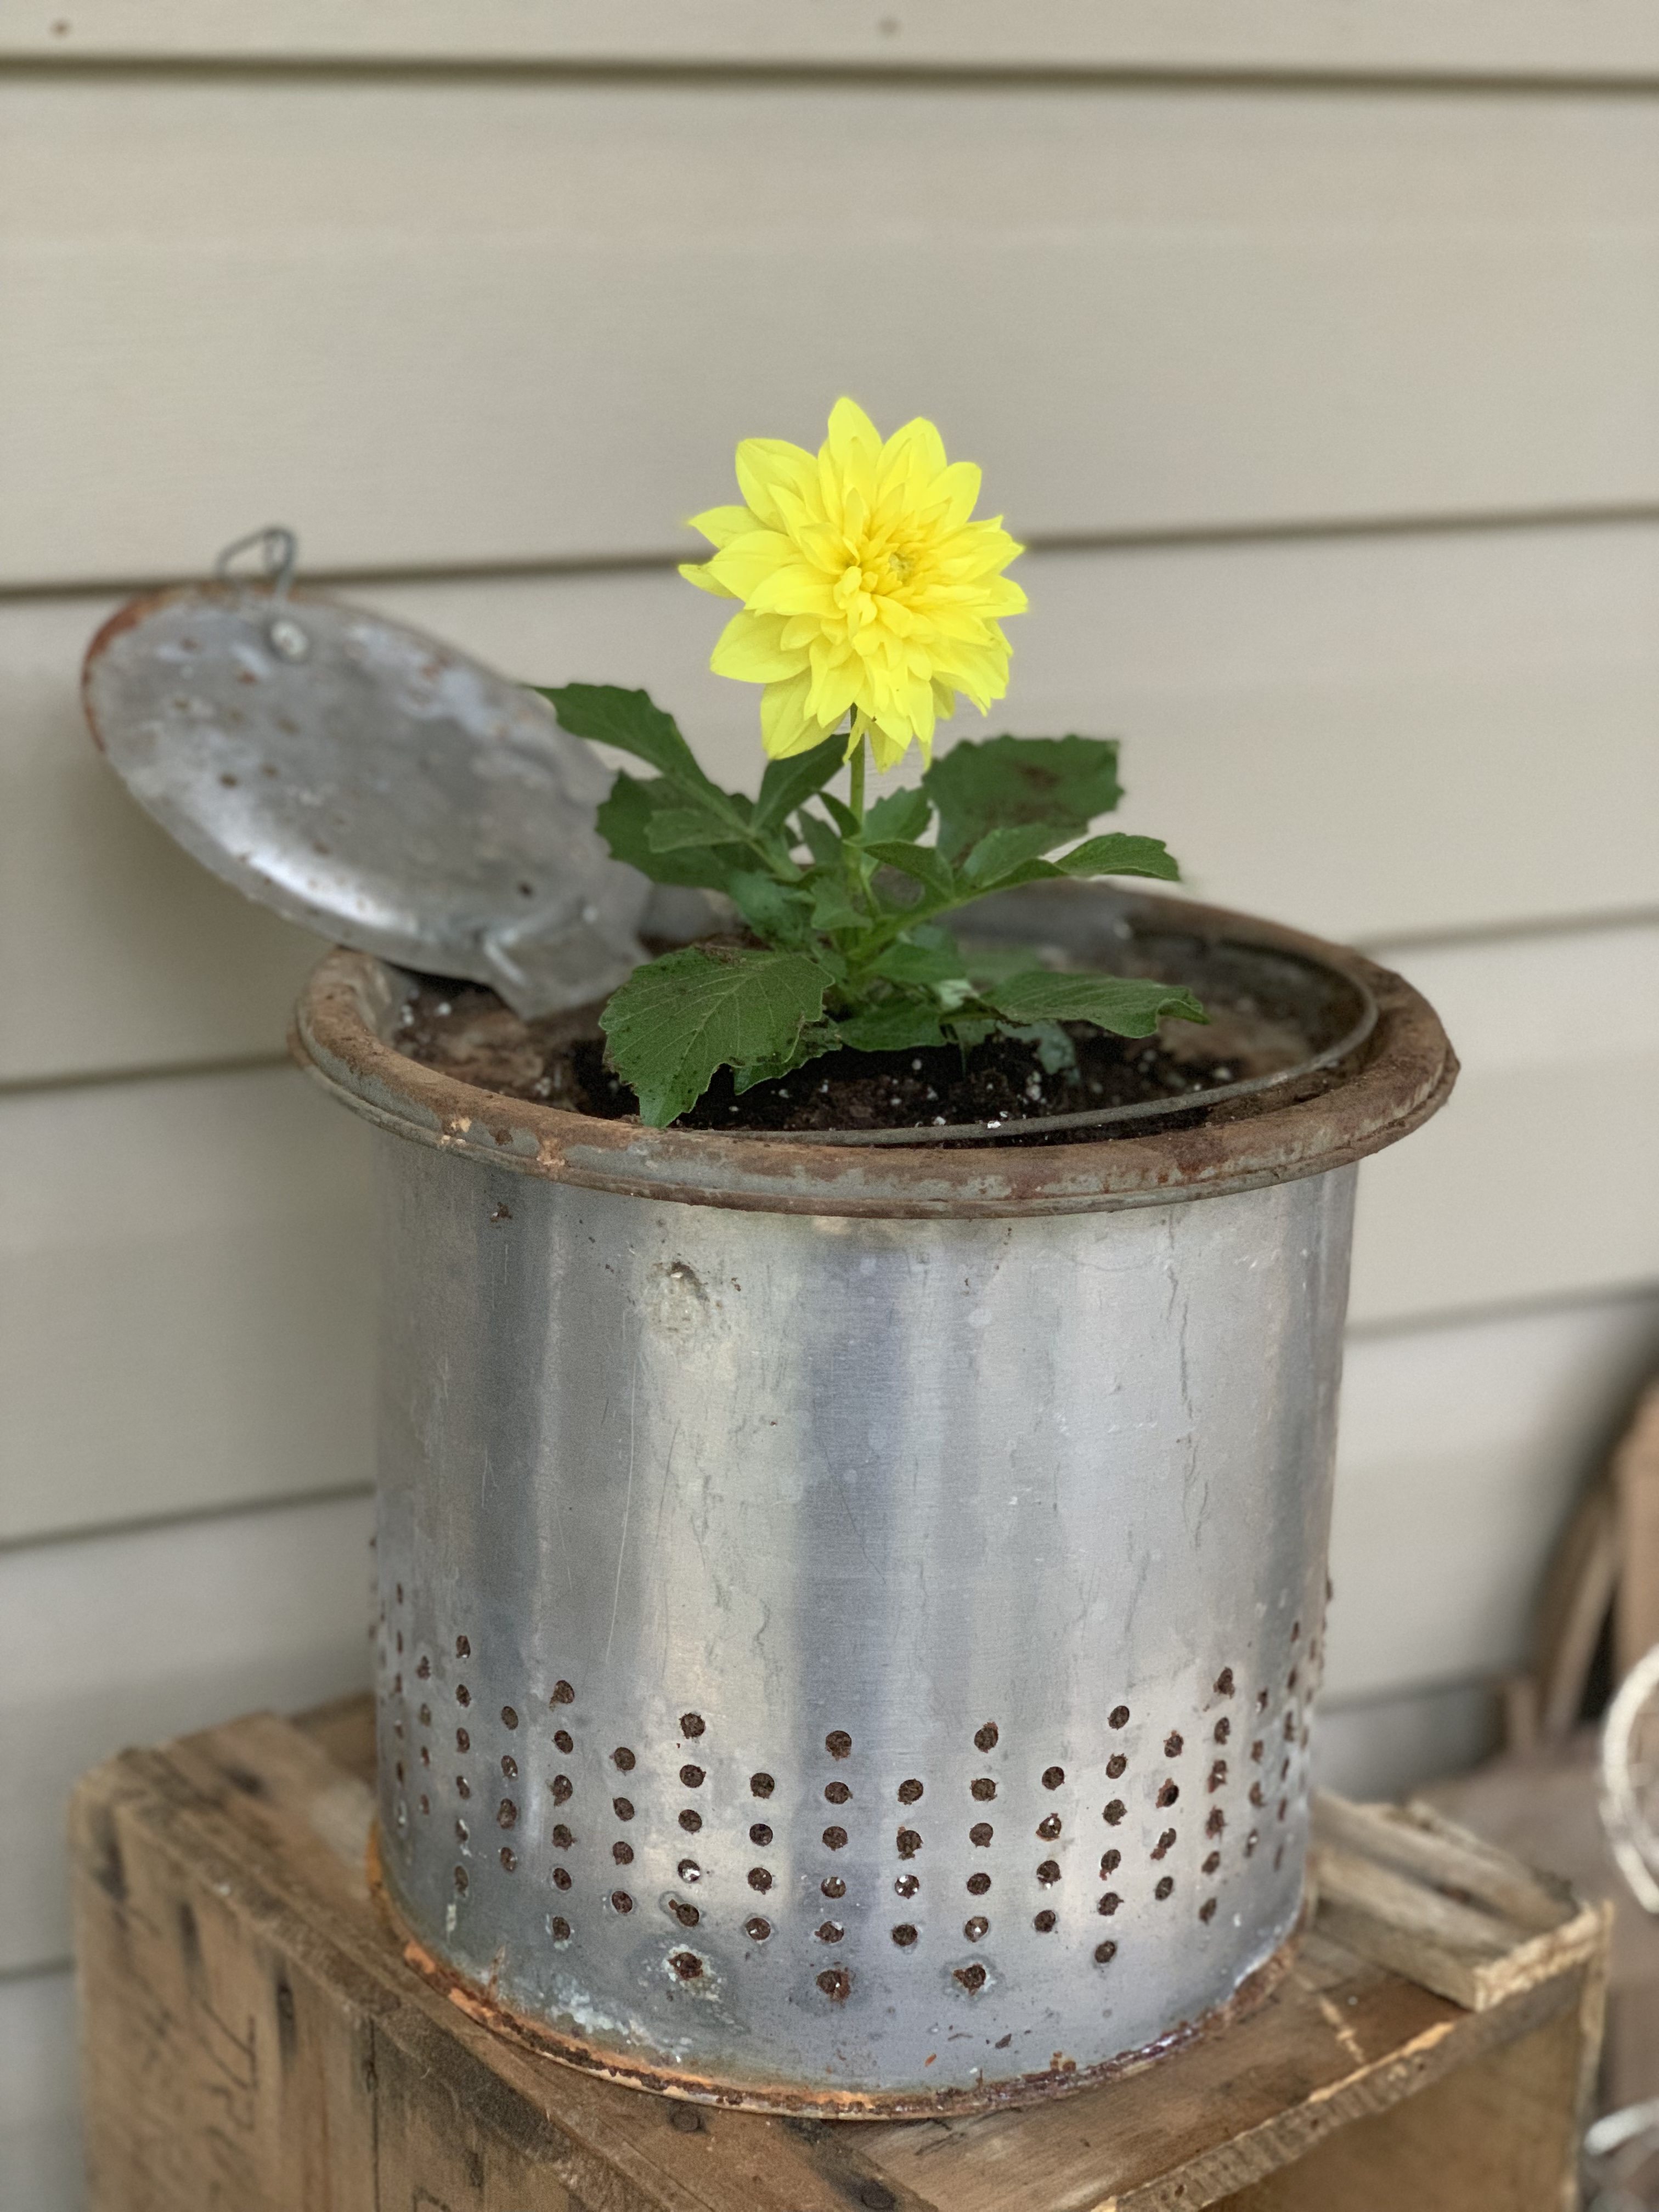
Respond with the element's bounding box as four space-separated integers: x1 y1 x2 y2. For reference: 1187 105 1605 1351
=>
760 669 825 758
678 558 740 600
865 717 914 772
825 397 882 472
706 528 798 599
686 503 763 549
710 610 805 685
735 438 816 530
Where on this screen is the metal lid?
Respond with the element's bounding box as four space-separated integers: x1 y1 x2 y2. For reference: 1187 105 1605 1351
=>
81 531 648 1017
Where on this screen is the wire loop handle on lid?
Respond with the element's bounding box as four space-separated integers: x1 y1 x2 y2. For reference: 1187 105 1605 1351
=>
215 524 300 603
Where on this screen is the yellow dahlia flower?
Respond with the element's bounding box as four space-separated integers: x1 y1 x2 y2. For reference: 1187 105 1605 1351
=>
680 398 1026 772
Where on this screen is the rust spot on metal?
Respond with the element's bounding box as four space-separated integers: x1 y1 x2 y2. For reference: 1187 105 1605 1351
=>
291 885 1457 1222
368 1807 1307 2117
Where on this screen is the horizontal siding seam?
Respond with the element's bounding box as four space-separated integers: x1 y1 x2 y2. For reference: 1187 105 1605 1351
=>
0 1049 291 1104
0 1480 373 1563
1318 1672 1500 1716
11 499 1659 608
1345 1277 1659 1346
7 53 1659 96
0 1955 72 1988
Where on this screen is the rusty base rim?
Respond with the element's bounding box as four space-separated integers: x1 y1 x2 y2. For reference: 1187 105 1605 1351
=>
367 1821 1305 2120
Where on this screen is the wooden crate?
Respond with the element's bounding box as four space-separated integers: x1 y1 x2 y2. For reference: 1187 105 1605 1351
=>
70 1697 1609 2212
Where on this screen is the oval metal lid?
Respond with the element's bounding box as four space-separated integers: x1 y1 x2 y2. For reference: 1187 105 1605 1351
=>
82 572 649 1017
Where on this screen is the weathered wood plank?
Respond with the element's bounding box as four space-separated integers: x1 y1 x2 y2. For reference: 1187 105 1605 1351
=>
64 1699 1598 2212
1309 1796 1605 2012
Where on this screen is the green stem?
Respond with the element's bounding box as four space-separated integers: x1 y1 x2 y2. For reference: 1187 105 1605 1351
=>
847 732 866 831
843 724 868 910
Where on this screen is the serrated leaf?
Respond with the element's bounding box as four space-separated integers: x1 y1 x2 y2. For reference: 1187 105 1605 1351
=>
1054 833 1180 882
753 737 843 834
538 683 722 797
819 792 860 839
835 998 950 1055
731 1020 843 1093
871 934 969 988
727 870 816 947
600 946 832 1125
963 830 1182 898
596 774 745 890
982 970 1207 1036
961 822 1070 884
864 840 956 902
923 736 1122 860
862 786 932 843
646 803 747 854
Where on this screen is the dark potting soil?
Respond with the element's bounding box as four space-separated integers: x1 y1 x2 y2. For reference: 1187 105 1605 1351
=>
393 978 1252 1136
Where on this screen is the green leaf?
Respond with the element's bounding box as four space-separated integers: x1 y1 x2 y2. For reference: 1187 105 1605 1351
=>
923 736 1122 860
961 822 1069 884
807 872 867 933
865 840 956 902
819 792 861 839
731 1020 843 1093
646 803 748 854
753 737 843 834
727 870 816 948
1053 833 1181 882
795 810 842 870
596 774 745 890
600 946 832 1126
981 969 1207 1037
835 999 950 1055
538 684 721 797
961 943 1043 986
962 832 1183 898
870 934 969 988
862 786 932 843
943 1015 997 1051
1006 1021 1080 1075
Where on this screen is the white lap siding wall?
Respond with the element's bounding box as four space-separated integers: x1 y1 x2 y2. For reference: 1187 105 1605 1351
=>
2 10 1656 2199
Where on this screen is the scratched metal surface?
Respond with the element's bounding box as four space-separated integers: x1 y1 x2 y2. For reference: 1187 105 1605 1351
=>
82 581 647 1017
370 1143 1354 2111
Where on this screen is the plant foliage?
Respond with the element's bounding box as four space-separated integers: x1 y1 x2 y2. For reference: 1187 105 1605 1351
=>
535 684 1205 1126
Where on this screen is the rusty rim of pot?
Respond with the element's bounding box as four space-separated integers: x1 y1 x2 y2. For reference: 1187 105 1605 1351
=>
291 883 1456 1218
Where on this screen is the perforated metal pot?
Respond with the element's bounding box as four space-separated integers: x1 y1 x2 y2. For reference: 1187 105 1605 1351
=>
294 883 1454 2117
